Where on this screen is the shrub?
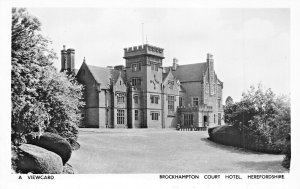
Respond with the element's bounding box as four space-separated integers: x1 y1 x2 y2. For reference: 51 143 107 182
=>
223 84 290 154
282 134 291 169
14 144 63 174
27 132 72 165
209 126 242 147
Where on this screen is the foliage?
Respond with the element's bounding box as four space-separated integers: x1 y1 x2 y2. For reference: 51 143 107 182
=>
282 134 290 169
208 126 241 147
14 144 63 174
11 8 84 146
28 132 72 165
224 84 290 153
225 96 233 106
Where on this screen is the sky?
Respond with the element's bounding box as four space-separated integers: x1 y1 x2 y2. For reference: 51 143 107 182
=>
28 8 290 102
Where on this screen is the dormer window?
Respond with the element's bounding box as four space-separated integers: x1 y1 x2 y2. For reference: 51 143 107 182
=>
168 80 174 89
117 93 125 103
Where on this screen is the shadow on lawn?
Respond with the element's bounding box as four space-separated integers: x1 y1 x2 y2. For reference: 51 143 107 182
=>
200 137 269 155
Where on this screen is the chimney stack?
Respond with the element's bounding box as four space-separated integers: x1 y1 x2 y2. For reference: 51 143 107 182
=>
61 45 75 74
172 58 179 71
67 48 75 72
60 45 67 72
207 53 213 62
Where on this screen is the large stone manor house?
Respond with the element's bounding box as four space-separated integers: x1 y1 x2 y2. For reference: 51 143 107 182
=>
60 44 224 129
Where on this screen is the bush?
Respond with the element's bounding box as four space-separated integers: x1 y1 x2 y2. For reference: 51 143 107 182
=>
209 126 242 147
223 84 290 154
282 134 291 169
14 144 63 174
27 132 72 165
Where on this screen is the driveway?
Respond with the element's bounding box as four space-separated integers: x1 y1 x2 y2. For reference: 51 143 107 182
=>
68 128 288 173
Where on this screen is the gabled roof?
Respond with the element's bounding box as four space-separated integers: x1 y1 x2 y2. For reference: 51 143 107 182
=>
162 72 169 81
172 62 207 83
85 64 125 89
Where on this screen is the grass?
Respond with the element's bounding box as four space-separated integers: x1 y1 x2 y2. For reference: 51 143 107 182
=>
68 128 288 173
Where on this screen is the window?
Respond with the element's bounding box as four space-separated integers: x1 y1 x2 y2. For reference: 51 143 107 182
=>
168 95 175 112
168 80 174 89
192 97 199 106
117 110 125 124
151 112 159 121
179 97 183 107
184 114 193 126
218 99 221 108
133 95 139 104
150 95 159 104
218 113 221 125
132 78 141 86
214 114 216 124
134 110 138 120
117 93 125 103
132 63 140 72
120 80 122 85
151 62 158 71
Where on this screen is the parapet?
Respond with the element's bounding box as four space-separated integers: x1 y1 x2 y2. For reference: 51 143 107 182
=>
124 44 164 59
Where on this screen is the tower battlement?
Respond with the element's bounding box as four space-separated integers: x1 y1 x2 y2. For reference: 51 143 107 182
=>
124 44 164 59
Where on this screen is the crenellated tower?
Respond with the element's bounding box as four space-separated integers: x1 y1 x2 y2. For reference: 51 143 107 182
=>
123 44 164 128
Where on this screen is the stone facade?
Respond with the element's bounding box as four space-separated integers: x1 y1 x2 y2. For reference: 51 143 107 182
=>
61 44 224 129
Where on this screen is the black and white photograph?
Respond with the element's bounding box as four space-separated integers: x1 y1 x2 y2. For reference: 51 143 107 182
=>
1 0 299 188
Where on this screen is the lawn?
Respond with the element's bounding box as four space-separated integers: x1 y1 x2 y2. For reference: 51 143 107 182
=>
68 128 288 173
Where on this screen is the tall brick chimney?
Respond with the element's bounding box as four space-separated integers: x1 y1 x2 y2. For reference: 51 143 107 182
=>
172 58 178 71
60 45 75 74
60 45 67 72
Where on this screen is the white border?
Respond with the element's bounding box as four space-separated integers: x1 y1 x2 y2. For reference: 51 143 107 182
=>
1 0 299 188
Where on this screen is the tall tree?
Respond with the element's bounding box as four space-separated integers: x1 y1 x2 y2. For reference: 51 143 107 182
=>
225 96 233 106
11 8 84 145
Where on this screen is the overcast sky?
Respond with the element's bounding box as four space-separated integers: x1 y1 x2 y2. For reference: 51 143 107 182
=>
28 8 290 102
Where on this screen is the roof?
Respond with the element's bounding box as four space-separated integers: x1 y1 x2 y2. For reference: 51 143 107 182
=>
86 65 125 89
162 72 169 81
172 62 207 83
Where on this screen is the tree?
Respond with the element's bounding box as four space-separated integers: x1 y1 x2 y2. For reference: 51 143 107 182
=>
11 8 84 145
224 84 290 153
225 96 233 106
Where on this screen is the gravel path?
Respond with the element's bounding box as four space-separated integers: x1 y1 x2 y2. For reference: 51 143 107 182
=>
69 128 288 173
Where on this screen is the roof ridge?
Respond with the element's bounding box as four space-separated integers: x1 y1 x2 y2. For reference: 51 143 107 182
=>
177 62 207 67
87 64 110 69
